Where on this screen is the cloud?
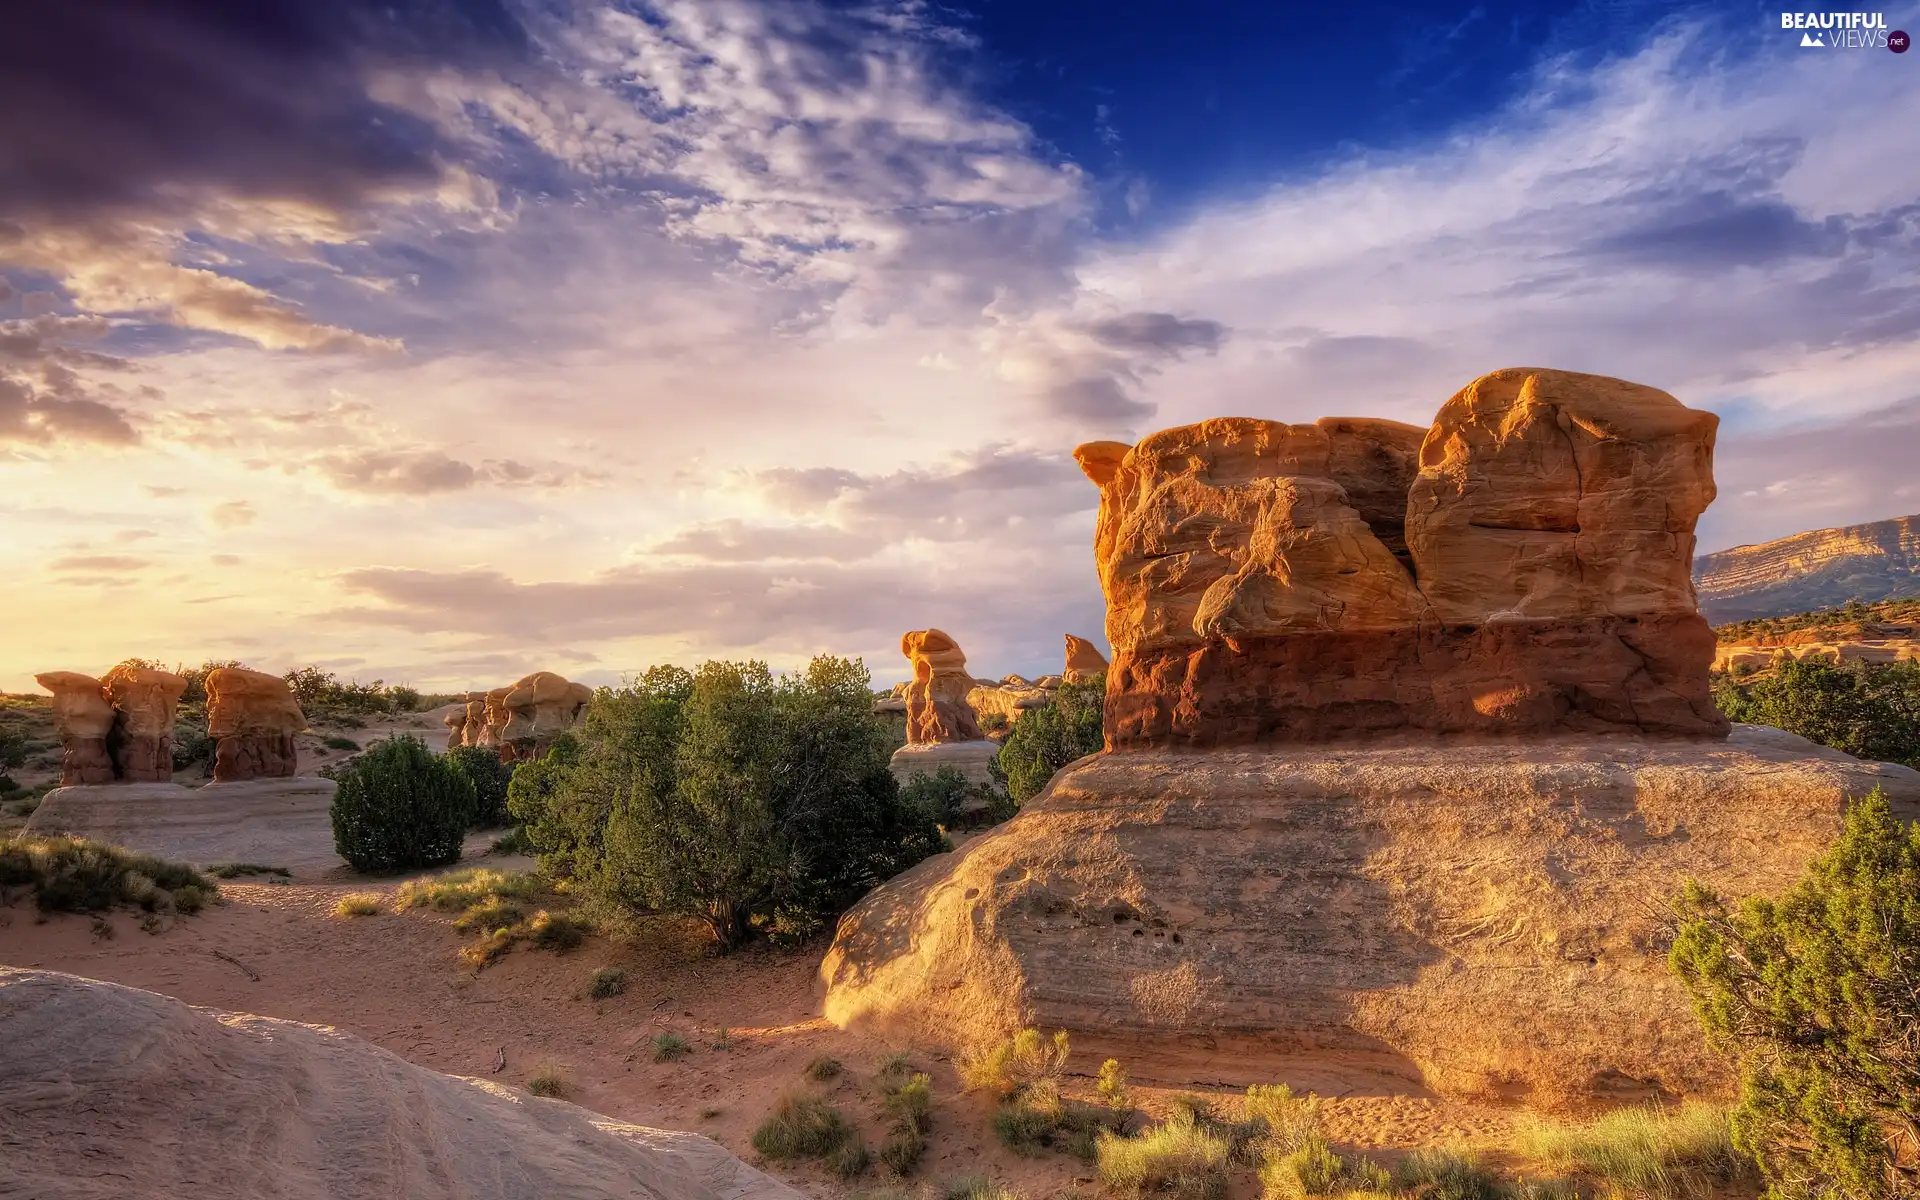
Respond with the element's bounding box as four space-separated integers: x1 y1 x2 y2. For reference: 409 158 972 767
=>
46 555 149 572
756 444 1094 536
209 501 257 530
649 519 876 563
303 448 601 496
0 314 144 445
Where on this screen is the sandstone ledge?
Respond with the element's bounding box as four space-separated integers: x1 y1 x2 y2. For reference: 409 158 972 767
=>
822 726 1920 1104
25 779 340 874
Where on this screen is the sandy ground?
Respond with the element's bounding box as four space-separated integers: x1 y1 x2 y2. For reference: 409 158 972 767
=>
0 871 1526 1200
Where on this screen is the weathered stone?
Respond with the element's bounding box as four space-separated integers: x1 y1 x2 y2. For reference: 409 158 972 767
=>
824 727 1920 1103
205 667 307 782
901 629 983 745
1062 635 1109 684
34 671 115 785
1077 369 1727 747
500 672 594 759
461 694 489 748
101 662 187 783
443 709 466 751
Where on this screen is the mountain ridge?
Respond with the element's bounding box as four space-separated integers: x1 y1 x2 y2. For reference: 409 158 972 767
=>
1693 513 1920 624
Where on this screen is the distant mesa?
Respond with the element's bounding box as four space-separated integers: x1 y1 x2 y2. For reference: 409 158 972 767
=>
1080 367 1725 747
1694 513 1920 624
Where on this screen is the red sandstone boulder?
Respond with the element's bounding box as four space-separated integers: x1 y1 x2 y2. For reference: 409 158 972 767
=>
1074 369 1728 748
205 667 307 782
34 671 115 785
901 629 983 745
1063 635 1109 684
101 662 187 783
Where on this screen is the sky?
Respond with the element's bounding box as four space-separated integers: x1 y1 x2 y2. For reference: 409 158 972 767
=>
3 0 1918 694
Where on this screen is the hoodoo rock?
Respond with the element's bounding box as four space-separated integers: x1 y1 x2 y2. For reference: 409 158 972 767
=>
499 672 594 760
34 671 116 785
481 686 512 751
101 662 188 782
1080 369 1726 747
205 667 307 782
1063 634 1109 684
460 693 490 747
443 708 466 750
901 629 984 745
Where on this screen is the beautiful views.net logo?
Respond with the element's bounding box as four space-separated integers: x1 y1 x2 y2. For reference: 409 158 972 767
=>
1780 11 1906 50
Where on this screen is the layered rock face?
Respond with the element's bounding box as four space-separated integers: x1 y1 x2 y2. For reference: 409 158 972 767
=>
1063 634 1109 684
1079 369 1726 748
205 667 307 782
824 727 1920 1102
1695 513 1920 623
901 629 984 745
101 662 187 782
34 672 116 785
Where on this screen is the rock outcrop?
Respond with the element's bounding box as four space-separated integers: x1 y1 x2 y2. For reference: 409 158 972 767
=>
1063 635 1109 684
499 672 595 760
824 726 1920 1103
34 671 116 785
1 968 804 1200
26 778 341 874
101 662 187 782
443 708 466 750
1078 369 1726 747
901 629 984 745
204 667 307 782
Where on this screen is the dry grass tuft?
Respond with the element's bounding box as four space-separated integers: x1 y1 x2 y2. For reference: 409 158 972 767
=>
527 1062 567 1098
958 1028 1070 1097
332 892 384 917
1514 1103 1749 1195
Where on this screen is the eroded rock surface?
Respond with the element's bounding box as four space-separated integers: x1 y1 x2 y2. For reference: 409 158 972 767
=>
1 968 804 1200
1079 369 1726 747
205 667 307 782
101 662 188 782
1063 635 1109 684
901 629 983 745
34 671 115 785
824 726 1920 1103
500 672 594 760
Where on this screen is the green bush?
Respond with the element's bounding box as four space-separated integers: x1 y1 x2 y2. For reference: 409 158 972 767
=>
1713 657 1920 768
386 686 421 713
0 835 218 914
286 665 392 715
514 657 943 951
322 735 360 751
0 725 28 774
995 674 1105 804
446 745 515 828
1097 1112 1232 1199
1671 788 1920 1199
328 734 474 873
902 766 973 825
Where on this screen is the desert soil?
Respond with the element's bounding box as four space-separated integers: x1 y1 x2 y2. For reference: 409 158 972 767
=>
0 867 1526 1199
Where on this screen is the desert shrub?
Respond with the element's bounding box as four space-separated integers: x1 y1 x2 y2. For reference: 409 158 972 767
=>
1097 1112 1232 1199
752 1093 856 1161
1097 1058 1130 1108
978 711 1010 734
1670 788 1920 1200
0 835 217 914
332 892 383 917
0 724 29 775
1390 1146 1506 1200
453 896 524 933
713 1027 733 1050
490 826 532 854
328 734 473 873
881 1123 927 1176
992 1101 1057 1154
941 1178 1025 1200
652 1031 691 1061
876 1050 914 1087
526 908 586 950
519 657 943 951
1258 1131 1390 1198
176 659 247 705
322 735 360 751
959 1028 1071 1097
207 862 290 879
385 685 421 713
1515 1102 1746 1194
394 867 544 911
459 927 515 968
995 673 1105 804
883 1072 934 1133
828 1137 873 1179
1713 657 1920 769
527 1063 566 1097
901 766 973 825
588 966 626 998
170 723 217 773
1244 1083 1325 1153
446 745 515 829
806 1055 845 1082
285 666 391 715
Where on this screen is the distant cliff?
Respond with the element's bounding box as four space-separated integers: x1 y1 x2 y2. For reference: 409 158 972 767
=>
1695 514 1920 623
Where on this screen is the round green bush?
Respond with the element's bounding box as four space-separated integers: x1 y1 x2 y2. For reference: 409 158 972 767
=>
445 745 515 829
329 735 474 873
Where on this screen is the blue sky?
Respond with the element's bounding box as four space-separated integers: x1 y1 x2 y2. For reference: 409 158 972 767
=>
2 0 1918 691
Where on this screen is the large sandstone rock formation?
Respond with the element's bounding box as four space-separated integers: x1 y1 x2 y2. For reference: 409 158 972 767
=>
1 968 803 1200
500 672 595 761
101 661 188 782
1078 369 1725 747
1063 634 1109 684
824 726 1920 1102
901 629 984 745
205 667 307 783
34 671 116 785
